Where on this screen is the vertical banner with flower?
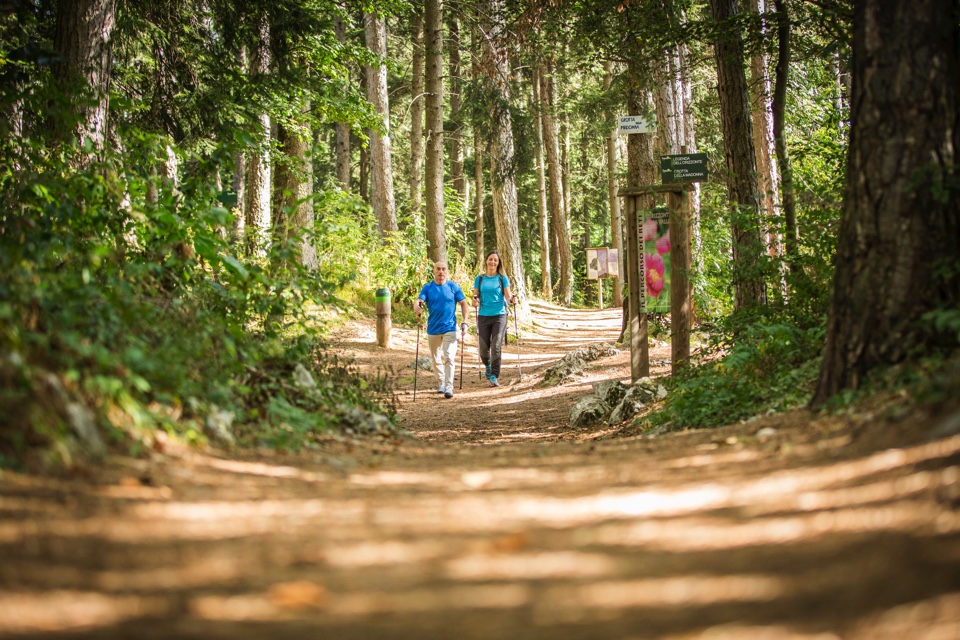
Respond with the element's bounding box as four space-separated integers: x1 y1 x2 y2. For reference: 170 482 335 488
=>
639 208 670 313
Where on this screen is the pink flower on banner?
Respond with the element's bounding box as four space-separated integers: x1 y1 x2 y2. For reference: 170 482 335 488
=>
655 231 671 255
642 218 658 241
645 252 666 297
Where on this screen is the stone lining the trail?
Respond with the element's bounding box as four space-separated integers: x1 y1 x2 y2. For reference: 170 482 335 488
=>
569 376 668 430
541 343 619 387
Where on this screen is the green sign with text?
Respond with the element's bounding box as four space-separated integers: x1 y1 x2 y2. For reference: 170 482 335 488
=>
660 153 708 183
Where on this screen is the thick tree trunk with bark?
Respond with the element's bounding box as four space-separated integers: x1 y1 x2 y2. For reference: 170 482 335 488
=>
424 0 446 262
709 0 766 310
365 12 397 235
748 0 782 260
480 0 527 312
533 64 553 299
244 14 271 257
409 9 424 220
273 109 318 271
772 0 798 263
334 15 351 190
447 13 466 258
812 0 960 406
604 62 622 306
470 21 484 271
540 61 572 305
53 0 116 149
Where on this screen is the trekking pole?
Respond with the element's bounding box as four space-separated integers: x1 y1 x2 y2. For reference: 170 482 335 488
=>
512 299 522 381
413 316 422 402
459 322 465 390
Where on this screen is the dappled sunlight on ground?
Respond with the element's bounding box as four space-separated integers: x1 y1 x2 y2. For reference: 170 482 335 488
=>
2 303 959 638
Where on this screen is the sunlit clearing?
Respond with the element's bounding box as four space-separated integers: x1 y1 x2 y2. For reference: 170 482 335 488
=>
350 470 452 488
0 591 170 634
201 457 328 482
322 540 446 567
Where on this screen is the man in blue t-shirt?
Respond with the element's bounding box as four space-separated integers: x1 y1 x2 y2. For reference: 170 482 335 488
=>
414 261 469 398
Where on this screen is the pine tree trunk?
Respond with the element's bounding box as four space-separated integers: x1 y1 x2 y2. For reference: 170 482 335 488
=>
53 0 116 150
274 106 317 271
244 14 271 257
604 62 622 306
480 0 527 311
772 0 798 263
813 0 960 405
365 12 398 235
447 13 466 258
424 0 446 262
470 20 484 271
709 0 766 310
409 9 424 221
533 64 553 299
540 60 572 306
334 15 351 190
748 0 781 260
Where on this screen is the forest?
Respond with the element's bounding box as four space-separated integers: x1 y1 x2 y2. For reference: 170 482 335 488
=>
0 0 957 464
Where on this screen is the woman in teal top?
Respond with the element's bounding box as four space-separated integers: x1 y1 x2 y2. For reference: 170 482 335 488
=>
471 250 515 387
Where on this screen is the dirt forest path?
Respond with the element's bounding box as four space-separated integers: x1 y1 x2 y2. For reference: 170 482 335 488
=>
2 303 960 639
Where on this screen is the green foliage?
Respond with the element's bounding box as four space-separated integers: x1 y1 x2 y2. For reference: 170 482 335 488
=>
0 76 394 460
649 320 825 430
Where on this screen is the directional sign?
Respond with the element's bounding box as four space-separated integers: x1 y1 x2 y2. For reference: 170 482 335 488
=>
660 153 708 182
617 115 657 135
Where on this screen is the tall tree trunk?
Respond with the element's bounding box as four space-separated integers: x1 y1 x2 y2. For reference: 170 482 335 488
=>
533 64 553 299
480 0 527 312
604 62 622 306
273 106 318 270
540 59 573 305
244 14 271 257
365 11 398 235
709 0 766 310
409 9 425 221
334 14 351 190
813 0 960 406
772 0 798 264
447 12 466 259
749 0 781 261
470 20 484 271
679 43 703 262
424 0 446 262
53 0 116 150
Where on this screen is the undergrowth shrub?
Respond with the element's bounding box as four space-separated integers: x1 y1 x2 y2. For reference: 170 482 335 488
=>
0 89 395 464
650 320 825 431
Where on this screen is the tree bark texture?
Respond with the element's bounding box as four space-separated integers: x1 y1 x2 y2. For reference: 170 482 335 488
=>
274 110 318 271
604 63 622 306
772 0 798 263
470 20 484 271
244 14 271 257
409 9 425 220
533 64 553 299
447 13 466 258
364 12 398 235
748 0 782 259
813 0 960 405
480 0 527 310
424 0 446 262
540 61 572 305
334 15 351 190
709 0 766 310
53 0 116 149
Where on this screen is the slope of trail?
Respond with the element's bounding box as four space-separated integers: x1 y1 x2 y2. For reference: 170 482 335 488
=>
1 303 959 639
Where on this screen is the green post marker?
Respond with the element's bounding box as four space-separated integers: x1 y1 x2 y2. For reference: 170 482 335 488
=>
375 288 392 349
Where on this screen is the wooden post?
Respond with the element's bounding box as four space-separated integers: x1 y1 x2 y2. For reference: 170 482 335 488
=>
375 287 392 348
624 193 649 382
598 279 604 309
668 190 691 372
